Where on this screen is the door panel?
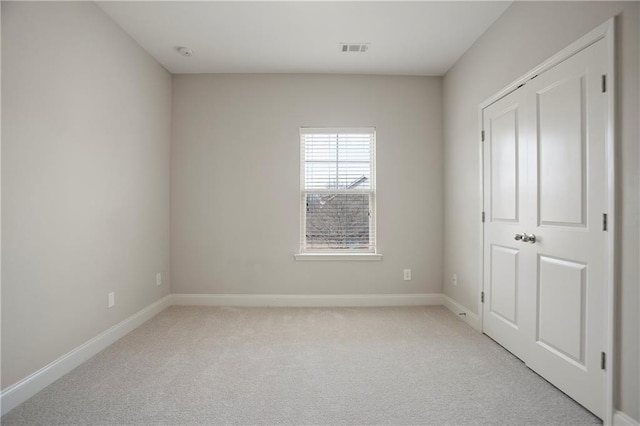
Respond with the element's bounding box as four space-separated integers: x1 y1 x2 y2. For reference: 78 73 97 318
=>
525 39 607 417
483 37 608 418
537 75 587 227
489 245 519 326
491 108 519 222
482 88 529 362
537 255 586 365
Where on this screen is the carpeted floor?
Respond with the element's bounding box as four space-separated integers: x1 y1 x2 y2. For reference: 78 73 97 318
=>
2 305 601 425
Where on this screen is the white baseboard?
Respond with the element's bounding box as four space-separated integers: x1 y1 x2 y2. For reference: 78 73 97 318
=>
442 294 482 331
171 293 445 307
614 411 640 426
0 294 172 416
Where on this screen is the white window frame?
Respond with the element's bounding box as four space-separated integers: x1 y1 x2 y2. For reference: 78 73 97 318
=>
295 127 381 261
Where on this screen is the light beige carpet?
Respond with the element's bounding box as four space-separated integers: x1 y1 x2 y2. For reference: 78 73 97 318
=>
2 306 601 425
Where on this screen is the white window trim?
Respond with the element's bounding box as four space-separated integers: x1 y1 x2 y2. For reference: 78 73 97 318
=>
294 253 383 261
296 127 379 258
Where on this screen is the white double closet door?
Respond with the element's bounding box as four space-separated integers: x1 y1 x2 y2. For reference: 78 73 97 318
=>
482 38 609 418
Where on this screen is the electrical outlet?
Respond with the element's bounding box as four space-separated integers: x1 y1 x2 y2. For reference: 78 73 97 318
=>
452 273 458 286
403 269 411 281
108 292 115 308
156 272 162 286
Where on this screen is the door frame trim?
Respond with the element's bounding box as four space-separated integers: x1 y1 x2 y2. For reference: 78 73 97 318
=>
477 18 615 424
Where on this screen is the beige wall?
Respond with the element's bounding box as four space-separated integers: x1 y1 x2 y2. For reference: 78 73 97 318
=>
442 1 639 420
1 2 172 388
171 74 443 295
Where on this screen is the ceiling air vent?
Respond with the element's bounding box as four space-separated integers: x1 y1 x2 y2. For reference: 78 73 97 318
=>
340 43 370 53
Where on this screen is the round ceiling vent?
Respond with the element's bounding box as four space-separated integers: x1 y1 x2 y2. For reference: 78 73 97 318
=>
177 47 194 57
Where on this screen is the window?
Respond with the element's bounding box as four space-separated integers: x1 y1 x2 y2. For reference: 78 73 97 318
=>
299 128 376 254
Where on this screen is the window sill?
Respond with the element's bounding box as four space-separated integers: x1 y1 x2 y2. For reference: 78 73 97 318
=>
294 253 383 261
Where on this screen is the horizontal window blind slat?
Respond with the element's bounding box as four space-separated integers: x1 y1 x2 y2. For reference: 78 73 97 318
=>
300 127 375 135
302 189 374 195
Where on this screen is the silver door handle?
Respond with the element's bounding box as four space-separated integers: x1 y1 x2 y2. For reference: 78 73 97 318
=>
515 233 536 243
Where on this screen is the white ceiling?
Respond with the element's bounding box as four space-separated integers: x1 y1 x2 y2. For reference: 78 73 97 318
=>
98 1 512 76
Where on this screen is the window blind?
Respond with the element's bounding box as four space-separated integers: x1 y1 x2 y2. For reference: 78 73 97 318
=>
300 128 376 252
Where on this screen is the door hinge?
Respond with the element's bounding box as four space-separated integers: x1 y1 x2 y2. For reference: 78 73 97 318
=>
481 130 485 142
482 211 485 223
602 75 607 93
601 352 606 370
481 291 485 303
602 213 608 231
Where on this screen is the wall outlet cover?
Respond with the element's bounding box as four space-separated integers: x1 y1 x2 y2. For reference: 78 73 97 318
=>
403 269 411 281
